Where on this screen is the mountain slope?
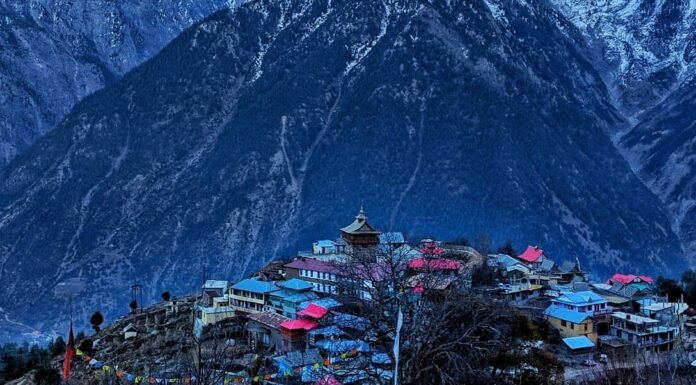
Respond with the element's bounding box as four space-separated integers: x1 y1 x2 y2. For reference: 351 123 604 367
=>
0 0 241 165
0 0 685 340
549 0 696 263
548 0 696 118
619 77 696 261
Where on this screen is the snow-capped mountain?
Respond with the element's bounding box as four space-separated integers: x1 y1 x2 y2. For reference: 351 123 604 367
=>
0 0 241 165
0 0 685 341
548 0 696 263
549 0 696 119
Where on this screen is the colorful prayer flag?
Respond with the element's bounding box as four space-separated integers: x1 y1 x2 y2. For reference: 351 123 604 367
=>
62 320 76 380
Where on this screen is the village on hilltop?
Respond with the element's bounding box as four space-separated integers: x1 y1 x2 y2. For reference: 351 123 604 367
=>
65 208 696 385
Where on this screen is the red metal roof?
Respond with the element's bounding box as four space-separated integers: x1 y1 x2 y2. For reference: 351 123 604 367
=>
638 275 654 284
297 304 328 319
280 319 319 331
284 258 338 274
419 243 444 256
608 273 653 285
517 246 543 263
608 273 637 285
408 258 461 270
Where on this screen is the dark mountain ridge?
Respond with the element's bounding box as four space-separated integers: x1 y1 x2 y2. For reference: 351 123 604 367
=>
0 0 686 340
0 0 241 165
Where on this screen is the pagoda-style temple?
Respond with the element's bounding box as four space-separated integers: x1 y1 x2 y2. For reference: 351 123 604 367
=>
340 207 382 249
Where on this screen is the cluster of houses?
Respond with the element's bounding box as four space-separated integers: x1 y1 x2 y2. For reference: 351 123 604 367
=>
193 208 473 384
190 207 692 381
487 247 690 359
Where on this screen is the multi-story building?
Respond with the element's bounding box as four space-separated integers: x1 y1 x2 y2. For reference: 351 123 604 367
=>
230 278 279 314
610 312 678 351
268 279 319 318
544 304 597 342
552 291 611 316
284 258 339 295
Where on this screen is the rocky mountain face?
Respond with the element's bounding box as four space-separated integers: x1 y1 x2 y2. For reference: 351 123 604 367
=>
548 0 696 118
549 0 696 263
619 77 696 262
0 0 241 165
0 0 687 341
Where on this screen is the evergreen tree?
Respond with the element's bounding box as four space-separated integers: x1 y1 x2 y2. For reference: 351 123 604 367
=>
90 311 104 333
50 337 66 357
496 241 517 256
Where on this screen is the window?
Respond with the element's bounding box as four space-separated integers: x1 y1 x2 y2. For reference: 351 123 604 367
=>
561 320 567 327
571 324 574 330
584 324 588 331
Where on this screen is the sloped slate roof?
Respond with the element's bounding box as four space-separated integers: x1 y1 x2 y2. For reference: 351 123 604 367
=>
340 208 380 234
247 311 289 329
539 259 555 271
284 258 338 274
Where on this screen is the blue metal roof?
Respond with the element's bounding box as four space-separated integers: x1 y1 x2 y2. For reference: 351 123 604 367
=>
299 297 342 310
332 312 370 331
316 240 336 248
270 289 318 303
544 305 589 324
315 339 371 353
556 290 606 305
493 254 524 268
562 336 595 350
230 278 278 294
309 326 345 337
281 278 314 291
371 353 392 364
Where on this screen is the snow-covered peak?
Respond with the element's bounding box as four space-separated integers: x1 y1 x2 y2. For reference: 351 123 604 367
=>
549 0 696 116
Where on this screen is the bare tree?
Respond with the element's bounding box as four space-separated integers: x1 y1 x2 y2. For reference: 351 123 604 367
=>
327 237 564 385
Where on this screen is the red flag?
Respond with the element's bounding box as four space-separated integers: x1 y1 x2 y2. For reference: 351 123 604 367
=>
63 320 76 379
